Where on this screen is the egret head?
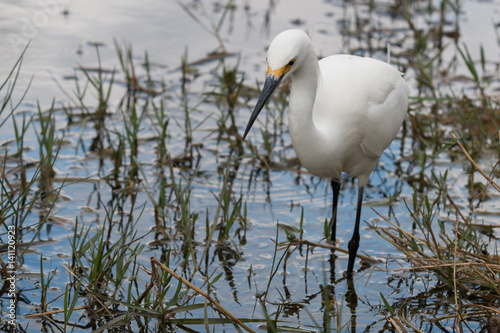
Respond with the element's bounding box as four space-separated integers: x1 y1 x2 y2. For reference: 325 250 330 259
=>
242 29 313 139
266 29 311 76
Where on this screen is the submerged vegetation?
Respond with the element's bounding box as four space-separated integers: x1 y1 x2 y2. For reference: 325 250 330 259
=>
1 0 499 332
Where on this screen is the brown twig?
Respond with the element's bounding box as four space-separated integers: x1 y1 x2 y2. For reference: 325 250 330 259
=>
62 264 113 316
387 316 408 333
150 257 256 333
24 306 88 318
165 269 217 320
451 133 500 192
453 214 464 333
275 238 380 264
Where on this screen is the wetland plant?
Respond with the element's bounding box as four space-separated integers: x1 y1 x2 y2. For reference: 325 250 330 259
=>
3 1 500 332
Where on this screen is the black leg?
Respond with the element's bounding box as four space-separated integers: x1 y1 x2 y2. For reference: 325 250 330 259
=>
330 179 341 244
347 185 364 275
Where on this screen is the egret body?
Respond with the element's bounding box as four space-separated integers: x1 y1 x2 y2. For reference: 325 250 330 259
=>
243 29 408 275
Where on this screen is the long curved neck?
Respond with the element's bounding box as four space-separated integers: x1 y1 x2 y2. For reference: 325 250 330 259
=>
287 52 345 180
288 54 321 148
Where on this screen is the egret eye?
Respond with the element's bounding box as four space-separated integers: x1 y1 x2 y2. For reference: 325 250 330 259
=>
288 59 295 66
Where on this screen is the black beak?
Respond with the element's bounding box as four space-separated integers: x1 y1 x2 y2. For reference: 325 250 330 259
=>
242 73 284 140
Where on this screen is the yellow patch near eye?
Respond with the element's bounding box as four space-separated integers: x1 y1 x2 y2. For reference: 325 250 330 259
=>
267 64 292 79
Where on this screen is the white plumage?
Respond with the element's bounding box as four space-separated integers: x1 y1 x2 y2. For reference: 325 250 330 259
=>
243 29 409 275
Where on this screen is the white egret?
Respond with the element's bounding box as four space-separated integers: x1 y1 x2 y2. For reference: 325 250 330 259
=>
243 29 409 275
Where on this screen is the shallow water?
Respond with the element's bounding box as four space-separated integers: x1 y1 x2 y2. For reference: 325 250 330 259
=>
1 0 500 332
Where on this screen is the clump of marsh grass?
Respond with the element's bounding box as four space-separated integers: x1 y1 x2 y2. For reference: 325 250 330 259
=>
0 46 70 333
34 101 61 199
6 1 500 332
370 134 500 331
78 43 116 153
